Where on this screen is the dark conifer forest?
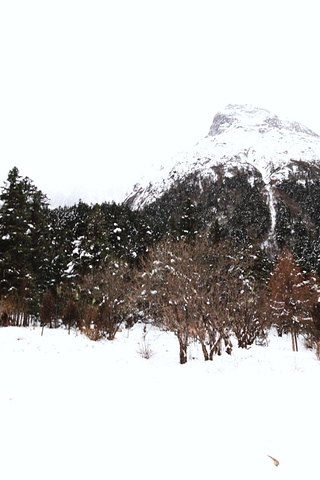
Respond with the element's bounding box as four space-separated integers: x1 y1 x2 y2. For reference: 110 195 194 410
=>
1 166 320 362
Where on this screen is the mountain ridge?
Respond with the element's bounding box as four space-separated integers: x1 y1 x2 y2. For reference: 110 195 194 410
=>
123 104 320 268
125 104 320 210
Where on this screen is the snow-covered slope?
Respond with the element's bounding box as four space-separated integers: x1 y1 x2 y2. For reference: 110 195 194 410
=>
125 104 320 209
0 324 319 480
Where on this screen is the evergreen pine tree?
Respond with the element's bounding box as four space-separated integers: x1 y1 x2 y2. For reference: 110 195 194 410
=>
0 167 51 323
69 203 110 280
178 197 198 240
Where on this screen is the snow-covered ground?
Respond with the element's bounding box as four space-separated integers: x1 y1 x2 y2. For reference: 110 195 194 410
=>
0 323 319 479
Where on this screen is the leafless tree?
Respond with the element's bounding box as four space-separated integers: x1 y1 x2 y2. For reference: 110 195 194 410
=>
131 238 204 363
63 298 80 334
183 238 233 360
131 235 270 361
191 238 268 352
133 237 235 363
80 260 132 340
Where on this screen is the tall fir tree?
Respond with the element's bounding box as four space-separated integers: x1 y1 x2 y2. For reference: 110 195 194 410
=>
0 167 51 323
178 197 199 240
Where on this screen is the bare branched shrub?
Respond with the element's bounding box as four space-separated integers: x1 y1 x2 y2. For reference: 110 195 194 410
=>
179 238 233 360
137 327 154 359
63 298 81 334
191 239 269 352
131 236 235 363
268 248 311 351
0 298 13 326
130 234 272 361
81 305 105 341
80 260 132 341
130 239 200 363
40 289 56 335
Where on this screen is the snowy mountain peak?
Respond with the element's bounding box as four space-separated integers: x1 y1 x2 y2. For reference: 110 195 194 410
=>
208 104 320 138
125 104 320 210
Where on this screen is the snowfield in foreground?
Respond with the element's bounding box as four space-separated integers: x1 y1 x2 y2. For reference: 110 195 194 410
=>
0 324 319 480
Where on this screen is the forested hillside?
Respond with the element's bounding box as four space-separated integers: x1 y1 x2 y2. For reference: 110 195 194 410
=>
0 168 153 324
1 167 320 363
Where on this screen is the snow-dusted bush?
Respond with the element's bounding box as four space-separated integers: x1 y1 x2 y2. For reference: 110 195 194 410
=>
130 235 270 362
137 327 154 359
79 260 132 341
268 248 313 351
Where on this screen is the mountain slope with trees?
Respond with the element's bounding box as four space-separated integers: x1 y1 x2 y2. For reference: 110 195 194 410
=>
1 104 320 362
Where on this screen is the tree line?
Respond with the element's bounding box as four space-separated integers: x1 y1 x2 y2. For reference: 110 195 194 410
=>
0 167 153 325
1 167 320 363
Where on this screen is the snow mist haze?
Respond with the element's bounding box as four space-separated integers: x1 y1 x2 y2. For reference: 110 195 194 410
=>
0 1 320 206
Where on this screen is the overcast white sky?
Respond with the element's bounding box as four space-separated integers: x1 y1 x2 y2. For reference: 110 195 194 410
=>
0 0 319 206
